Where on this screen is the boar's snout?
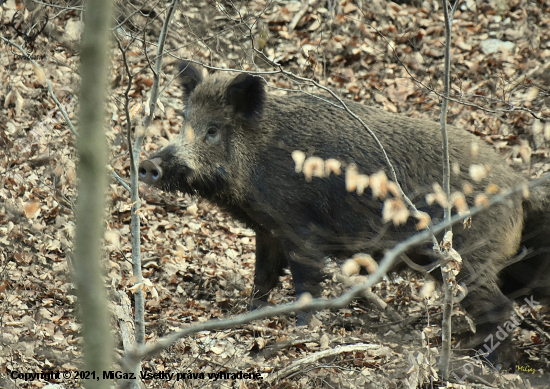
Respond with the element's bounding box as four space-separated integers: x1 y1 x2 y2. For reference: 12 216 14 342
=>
139 157 163 185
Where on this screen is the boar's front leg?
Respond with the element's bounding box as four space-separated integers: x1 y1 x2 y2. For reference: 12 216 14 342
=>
287 252 324 298
251 229 288 308
280 236 325 325
286 250 324 326
252 230 323 324
252 229 324 325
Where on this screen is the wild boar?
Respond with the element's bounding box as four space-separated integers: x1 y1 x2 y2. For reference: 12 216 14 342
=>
139 63 548 368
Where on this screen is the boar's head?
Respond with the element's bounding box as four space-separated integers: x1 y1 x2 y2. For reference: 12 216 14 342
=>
139 62 266 203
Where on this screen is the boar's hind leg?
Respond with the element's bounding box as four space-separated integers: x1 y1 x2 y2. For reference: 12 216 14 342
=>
251 230 288 308
459 272 516 369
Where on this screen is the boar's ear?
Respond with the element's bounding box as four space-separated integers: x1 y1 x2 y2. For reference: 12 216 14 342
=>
179 61 203 98
226 73 265 121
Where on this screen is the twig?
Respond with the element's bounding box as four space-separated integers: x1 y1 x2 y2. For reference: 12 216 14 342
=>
334 273 403 322
115 38 145 389
109 167 131 192
112 290 136 350
439 0 462 380
141 0 178 129
267 343 391 383
400 254 440 274
259 336 319 359
288 0 310 32
119 1 180 387
440 0 454 231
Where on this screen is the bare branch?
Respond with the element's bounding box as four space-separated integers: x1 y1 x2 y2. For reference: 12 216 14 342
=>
439 0 461 379
109 166 131 192
118 1 180 387
115 35 146 372
288 0 311 33
334 273 403 322
268 343 391 383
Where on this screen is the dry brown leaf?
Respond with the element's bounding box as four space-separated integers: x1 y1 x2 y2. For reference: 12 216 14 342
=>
544 122 550 141
292 150 306 173
474 194 489 207
129 103 142 121
32 64 47 85
64 19 84 41
387 181 401 198
353 253 378 274
524 86 539 102
370 171 388 199
518 145 531 164
342 258 361 276
303 156 324 181
4 89 24 117
470 141 479 157
450 192 469 216
414 211 431 230
485 183 499 194
452 162 460 176
522 184 530 199
532 119 543 136
23 201 40 219
324 158 342 176
427 183 448 208
343 3 357 14
418 280 436 299
382 100 399 113
440 231 453 251
355 174 369 195
308 19 321 31
345 164 359 192
469 164 487 181
382 198 409 225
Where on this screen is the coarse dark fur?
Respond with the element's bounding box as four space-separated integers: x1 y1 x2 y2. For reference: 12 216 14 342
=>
140 64 549 369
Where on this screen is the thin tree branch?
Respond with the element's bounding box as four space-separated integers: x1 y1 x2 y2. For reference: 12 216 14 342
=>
115 39 145 389
268 343 390 383
439 0 461 379
109 167 132 192
119 1 180 387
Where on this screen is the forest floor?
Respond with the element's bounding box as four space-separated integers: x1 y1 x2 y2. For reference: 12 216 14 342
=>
1 0 549 388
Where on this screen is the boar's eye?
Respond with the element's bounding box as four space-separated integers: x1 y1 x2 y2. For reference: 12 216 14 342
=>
205 126 221 144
